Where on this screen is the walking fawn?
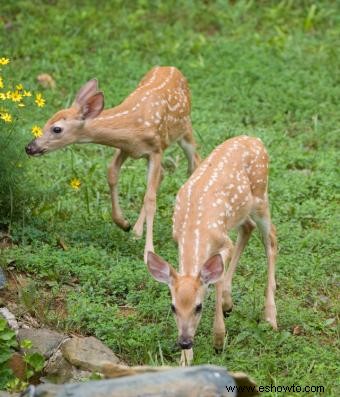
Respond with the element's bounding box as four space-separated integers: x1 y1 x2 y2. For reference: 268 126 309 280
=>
25 67 200 262
147 135 277 365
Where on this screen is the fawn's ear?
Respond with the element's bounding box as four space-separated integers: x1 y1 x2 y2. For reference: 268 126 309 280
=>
73 79 99 107
147 252 177 285
79 92 104 120
199 254 224 285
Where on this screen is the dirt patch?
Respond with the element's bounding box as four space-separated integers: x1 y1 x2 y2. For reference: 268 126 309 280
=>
0 268 70 329
117 305 137 318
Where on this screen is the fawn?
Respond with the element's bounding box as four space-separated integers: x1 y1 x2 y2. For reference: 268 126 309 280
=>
25 67 200 262
147 135 277 365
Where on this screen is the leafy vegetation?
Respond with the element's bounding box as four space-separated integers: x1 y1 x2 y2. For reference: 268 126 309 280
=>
0 318 44 391
0 317 17 389
0 1 339 395
0 59 45 222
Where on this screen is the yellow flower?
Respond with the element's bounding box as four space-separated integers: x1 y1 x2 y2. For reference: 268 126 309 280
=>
0 77 3 89
35 93 45 107
6 91 12 99
70 178 81 190
0 93 6 100
16 83 24 90
18 103 25 107
0 57 10 65
11 90 23 102
31 125 43 137
0 112 12 122
23 90 32 97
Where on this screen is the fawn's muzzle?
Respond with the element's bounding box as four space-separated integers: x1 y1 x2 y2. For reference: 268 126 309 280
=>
178 337 193 350
25 141 45 156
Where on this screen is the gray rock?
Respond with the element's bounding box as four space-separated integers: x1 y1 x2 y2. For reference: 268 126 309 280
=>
318 294 330 304
18 328 67 359
43 350 92 384
0 307 19 333
20 365 259 397
61 336 120 373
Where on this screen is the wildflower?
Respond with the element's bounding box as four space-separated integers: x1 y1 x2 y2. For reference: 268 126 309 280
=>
16 83 24 90
70 178 81 190
6 91 12 99
0 57 10 65
18 103 25 107
0 77 3 89
35 93 45 107
0 93 6 100
31 126 43 137
11 91 23 102
23 90 32 97
0 112 12 122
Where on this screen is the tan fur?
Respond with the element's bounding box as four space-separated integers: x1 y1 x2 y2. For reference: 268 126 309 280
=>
149 136 277 365
27 67 201 262
173 277 201 310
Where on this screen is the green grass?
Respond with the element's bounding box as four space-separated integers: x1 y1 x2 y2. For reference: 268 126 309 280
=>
1 1 339 395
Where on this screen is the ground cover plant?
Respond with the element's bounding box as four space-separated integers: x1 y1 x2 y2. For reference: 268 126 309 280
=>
0 1 339 395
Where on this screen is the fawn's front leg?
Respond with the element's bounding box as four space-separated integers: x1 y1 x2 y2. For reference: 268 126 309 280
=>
133 164 165 240
108 150 130 231
213 279 225 351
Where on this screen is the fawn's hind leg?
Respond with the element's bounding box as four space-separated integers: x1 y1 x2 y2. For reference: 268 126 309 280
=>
178 120 201 175
108 150 130 231
252 198 278 330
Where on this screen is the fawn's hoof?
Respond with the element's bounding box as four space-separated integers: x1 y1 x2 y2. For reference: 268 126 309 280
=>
266 317 278 331
213 333 225 352
214 346 223 354
223 306 233 318
124 224 132 232
265 305 278 330
115 219 131 232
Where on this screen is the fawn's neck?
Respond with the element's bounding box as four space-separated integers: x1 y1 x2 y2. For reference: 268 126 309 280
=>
178 219 226 276
82 105 143 148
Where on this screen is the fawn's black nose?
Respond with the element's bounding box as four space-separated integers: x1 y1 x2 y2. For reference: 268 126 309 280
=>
25 143 33 155
178 337 193 350
25 141 44 156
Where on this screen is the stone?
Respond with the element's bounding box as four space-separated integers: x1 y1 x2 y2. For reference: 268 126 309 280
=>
18 328 67 359
0 307 19 333
43 350 91 384
20 365 260 397
318 295 330 304
61 336 120 373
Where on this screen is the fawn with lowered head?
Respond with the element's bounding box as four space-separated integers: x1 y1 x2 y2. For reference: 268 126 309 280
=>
25 67 200 262
147 135 277 365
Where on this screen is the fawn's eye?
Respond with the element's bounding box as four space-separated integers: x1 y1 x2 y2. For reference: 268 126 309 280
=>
171 304 176 314
52 126 62 133
195 303 202 314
